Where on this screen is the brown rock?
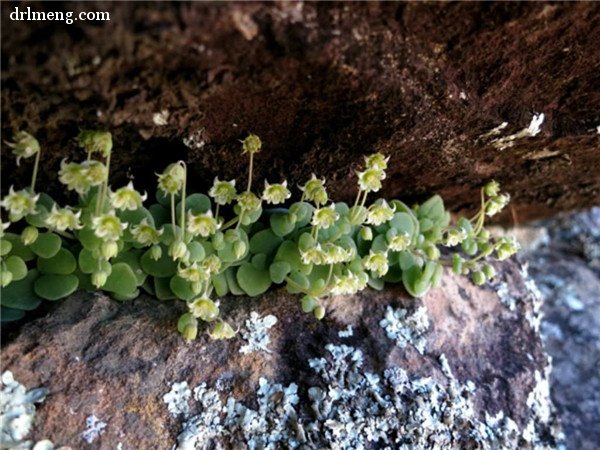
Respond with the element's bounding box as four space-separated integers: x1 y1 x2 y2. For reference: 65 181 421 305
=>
1 2 599 222
2 260 561 448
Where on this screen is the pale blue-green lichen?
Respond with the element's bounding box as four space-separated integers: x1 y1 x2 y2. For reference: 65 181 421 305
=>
165 341 561 449
239 312 278 355
379 305 429 354
0 371 51 450
80 414 107 444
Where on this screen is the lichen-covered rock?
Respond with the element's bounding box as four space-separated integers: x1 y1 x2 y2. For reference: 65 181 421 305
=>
1 260 563 449
523 208 600 450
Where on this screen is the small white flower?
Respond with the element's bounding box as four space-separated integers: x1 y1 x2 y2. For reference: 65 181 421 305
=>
109 181 147 211
300 244 326 265
321 242 354 264
388 232 411 252
262 180 291 205
363 250 389 277
311 204 339 229
157 163 185 195
178 262 209 283
485 194 510 217
357 168 385 193
330 271 368 295
366 200 395 226
45 205 82 231
299 174 328 205
187 210 221 237
7 131 40 165
236 191 261 212
130 219 163 245
1 186 39 221
208 177 237 205
201 254 222 274
364 153 389 171
92 211 127 241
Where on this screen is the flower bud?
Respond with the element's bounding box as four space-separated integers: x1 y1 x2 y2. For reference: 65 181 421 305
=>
424 244 440 260
169 240 189 262
77 130 113 157
91 271 109 289
233 240 247 260
210 321 236 340
241 134 262 154
484 180 500 197
360 226 373 241
189 297 219 322
451 254 463 275
150 244 162 261
100 240 119 259
482 263 496 280
471 270 486 286
7 131 40 165
21 226 39 245
182 324 198 342
177 313 198 342
313 305 326 320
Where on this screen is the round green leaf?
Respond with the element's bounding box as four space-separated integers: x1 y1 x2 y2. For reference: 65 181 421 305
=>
5 255 27 281
275 240 310 274
103 263 138 296
170 275 196 301
249 229 282 255
269 261 291 284
188 241 206 263
177 193 211 215
34 274 79 301
25 205 49 228
0 239 12 256
140 247 177 277
1 269 42 310
154 276 176 300
37 248 76 275
112 289 140 301
78 248 111 274
78 227 102 251
225 267 245 296
30 232 61 258
112 249 146 285
1 306 26 322
270 213 295 237
3 233 35 261
211 272 229 297
149 204 170 227
236 262 271 297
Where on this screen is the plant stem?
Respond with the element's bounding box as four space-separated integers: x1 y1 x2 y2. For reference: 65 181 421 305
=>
179 162 187 241
222 216 239 230
215 204 220 221
29 150 41 192
246 152 254 192
170 193 177 234
235 212 244 230
284 276 310 296
100 151 111 211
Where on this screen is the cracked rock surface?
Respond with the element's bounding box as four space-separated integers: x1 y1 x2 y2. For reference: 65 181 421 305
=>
523 208 600 450
2 259 561 448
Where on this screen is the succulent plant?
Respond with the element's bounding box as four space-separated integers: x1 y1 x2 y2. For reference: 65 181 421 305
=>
0 130 519 342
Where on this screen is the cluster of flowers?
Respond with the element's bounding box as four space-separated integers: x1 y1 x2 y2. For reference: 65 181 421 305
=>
1 129 519 341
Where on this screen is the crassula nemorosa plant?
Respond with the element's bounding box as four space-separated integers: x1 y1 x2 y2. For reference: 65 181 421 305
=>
0 130 519 340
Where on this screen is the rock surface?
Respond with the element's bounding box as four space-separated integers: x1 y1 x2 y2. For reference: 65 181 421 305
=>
523 208 600 450
1 2 599 221
2 260 562 449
